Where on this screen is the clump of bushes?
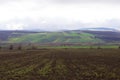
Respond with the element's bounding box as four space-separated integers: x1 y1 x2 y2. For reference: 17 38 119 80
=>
0 46 1 50
18 45 22 50
118 46 120 49
9 45 13 50
97 46 102 49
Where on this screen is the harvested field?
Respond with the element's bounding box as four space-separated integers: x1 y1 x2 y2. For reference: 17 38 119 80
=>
0 49 120 80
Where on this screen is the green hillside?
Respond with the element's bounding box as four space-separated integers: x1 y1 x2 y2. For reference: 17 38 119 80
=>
9 31 103 43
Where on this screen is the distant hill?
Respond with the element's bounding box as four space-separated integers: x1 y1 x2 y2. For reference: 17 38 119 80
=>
80 27 118 31
0 29 120 44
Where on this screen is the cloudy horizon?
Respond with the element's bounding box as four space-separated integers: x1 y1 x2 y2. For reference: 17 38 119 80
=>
0 0 120 31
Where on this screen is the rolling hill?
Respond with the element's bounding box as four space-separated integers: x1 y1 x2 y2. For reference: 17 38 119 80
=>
0 29 120 44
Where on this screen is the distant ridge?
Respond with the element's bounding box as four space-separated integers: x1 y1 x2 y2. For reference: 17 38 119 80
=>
0 29 120 44
80 27 119 32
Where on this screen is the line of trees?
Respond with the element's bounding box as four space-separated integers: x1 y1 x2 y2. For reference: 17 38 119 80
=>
0 44 120 50
8 44 37 50
8 45 22 50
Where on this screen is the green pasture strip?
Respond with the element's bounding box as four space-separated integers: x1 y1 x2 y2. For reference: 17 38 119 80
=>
38 45 119 49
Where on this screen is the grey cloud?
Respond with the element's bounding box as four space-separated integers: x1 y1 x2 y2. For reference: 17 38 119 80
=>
45 0 120 4
0 0 19 4
102 19 120 29
2 18 120 31
0 18 87 30
0 0 120 4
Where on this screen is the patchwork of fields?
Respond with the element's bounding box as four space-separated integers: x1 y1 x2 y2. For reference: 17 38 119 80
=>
0 49 120 80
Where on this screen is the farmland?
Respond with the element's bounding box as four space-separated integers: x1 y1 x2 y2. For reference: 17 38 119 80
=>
0 48 120 80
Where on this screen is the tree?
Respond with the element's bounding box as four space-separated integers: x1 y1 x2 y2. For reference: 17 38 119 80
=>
118 46 120 49
32 45 37 50
0 41 2 50
97 46 101 49
9 45 13 50
0 46 1 50
18 45 22 50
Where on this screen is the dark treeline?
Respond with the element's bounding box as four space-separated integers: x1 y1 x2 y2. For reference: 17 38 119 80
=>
0 43 120 50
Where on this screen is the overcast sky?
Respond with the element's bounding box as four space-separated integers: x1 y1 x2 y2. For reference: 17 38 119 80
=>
0 0 120 30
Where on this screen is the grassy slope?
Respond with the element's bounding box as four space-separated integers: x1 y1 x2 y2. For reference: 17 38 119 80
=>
9 32 103 43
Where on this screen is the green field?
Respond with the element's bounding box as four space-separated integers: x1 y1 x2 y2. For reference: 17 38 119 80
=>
38 45 119 49
0 48 120 80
